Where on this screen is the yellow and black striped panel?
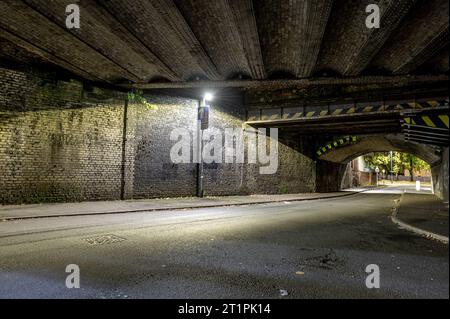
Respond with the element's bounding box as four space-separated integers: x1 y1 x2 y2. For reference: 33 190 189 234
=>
331 108 344 115
316 136 358 157
304 104 329 118
261 109 282 121
415 99 449 109
355 102 383 113
282 107 303 119
384 103 412 111
358 105 375 113
329 104 354 116
247 99 448 121
403 114 449 129
282 112 303 119
247 110 260 121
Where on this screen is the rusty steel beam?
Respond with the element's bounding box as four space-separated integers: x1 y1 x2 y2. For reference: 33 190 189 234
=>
127 74 448 90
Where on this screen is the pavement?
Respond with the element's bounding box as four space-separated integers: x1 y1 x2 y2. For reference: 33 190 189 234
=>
394 192 449 240
0 187 448 299
363 182 433 195
0 191 359 220
370 183 448 241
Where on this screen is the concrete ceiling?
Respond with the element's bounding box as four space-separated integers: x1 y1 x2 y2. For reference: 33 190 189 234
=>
0 0 448 89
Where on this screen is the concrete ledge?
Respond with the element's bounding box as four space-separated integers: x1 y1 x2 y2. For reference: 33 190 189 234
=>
391 193 449 245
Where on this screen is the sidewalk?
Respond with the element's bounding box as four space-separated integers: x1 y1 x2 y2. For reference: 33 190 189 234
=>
393 192 449 242
0 191 359 221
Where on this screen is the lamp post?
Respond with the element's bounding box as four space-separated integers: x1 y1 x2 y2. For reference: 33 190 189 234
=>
390 151 393 184
375 166 379 187
197 93 213 198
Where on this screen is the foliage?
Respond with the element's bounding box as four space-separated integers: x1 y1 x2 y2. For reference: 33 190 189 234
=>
400 153 429 179
363 152 429 178
127 89 157 110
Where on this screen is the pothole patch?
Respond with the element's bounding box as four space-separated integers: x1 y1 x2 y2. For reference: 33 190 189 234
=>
83 234 126 246
298 249 345 270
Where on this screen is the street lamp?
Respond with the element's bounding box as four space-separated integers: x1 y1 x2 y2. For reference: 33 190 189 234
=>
204 92 214 103
197 93 214 198
390 151 393 184
375 166 379 186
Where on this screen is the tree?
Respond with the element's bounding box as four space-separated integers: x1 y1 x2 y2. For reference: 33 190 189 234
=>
363 152 429 180
401 153 429 181
363 152 391 175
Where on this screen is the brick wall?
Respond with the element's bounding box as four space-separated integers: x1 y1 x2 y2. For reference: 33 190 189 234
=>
124 96 198 199
0 67 316 204
432 147 449 202
125 95 316 198
242 141 316 194
341 163 376 188
316 160 347 192
0 68 126 203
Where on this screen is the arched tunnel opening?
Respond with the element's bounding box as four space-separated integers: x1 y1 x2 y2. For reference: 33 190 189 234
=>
340 151 432 190
313 134 448 200
247 95 449 201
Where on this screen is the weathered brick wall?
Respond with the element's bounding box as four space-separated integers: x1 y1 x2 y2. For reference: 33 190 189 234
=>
242 141 316 195
0 67 317 204
432 147 449 202
316 160 347 192
124 96 198 198
341 164 375 189
126 95 316 198
194 99 246 196
0 67 126 204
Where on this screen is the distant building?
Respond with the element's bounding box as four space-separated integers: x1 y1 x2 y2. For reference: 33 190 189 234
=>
341 156 374 188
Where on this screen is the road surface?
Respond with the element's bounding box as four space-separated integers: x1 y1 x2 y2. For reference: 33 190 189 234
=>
0 188 448 299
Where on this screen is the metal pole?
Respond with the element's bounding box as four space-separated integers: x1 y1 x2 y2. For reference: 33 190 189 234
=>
375 166 379 187
120 98 128 200
196 98 204 197
390 151 393 184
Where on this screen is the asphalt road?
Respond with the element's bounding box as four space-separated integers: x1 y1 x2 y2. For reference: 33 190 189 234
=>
0 189 448 299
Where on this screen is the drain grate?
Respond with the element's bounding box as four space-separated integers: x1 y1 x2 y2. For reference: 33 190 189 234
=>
83 234 126 246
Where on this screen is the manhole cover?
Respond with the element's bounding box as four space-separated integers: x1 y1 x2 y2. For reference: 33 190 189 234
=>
83 234 126 246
